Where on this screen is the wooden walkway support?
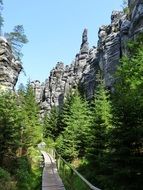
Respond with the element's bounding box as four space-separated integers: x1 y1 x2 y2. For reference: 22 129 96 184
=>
41 151 65 190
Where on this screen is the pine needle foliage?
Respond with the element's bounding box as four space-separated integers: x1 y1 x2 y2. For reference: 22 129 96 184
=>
56 89 91 160
109 35 143 190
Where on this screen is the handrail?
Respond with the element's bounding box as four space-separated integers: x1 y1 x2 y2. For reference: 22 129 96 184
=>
50 149 101 190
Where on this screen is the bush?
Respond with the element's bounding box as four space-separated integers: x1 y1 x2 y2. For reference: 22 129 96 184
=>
0 167 16 190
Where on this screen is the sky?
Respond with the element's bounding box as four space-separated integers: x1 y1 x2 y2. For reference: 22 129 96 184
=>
2 0 123 86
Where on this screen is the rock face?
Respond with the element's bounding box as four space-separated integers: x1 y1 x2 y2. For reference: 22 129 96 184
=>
0 37 22 90
80 28 89 54
129 0 143 36
32 0 143 114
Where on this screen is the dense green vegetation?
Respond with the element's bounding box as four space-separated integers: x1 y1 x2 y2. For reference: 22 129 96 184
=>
43 36 143 190
0 2 41 189
0 83 43 190
0 0 28 60
0 1 143 189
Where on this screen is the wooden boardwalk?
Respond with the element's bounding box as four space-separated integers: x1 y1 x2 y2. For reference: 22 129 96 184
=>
41 151 65 190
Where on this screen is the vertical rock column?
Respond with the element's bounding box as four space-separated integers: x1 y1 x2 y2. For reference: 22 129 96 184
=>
0 37 22 90
129 0 143 36
97 11 124 88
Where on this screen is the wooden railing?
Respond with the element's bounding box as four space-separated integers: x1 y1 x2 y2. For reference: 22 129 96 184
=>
48 148 101 190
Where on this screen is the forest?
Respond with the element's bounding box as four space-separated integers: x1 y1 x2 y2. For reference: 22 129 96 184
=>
44 35 143 190
0 0 143 190
0 35 143 190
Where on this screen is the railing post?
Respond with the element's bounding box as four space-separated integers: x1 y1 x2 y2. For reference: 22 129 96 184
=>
49 149 101 190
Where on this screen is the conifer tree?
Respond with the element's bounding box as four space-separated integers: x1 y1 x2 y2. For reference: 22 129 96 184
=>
87 82 112 159
57 91 74 133
57 89 91 160
109 36 143 190
17 82 42 155
0 92 21 166
5 25 28 60
43 106 59 139
85 81 113 188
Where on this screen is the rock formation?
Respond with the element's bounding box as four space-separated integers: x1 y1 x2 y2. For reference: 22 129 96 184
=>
80 28 89 54
0 1 142 114
129 0 143 36
0 36 22 90
32 0 143 115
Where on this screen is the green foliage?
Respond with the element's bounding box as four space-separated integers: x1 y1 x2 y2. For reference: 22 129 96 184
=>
51 37 143 189
5 25 28 60
122 0 129 15
27 147 42 189
0 167 16 190
60 91 74 128
0 83 42 189
58 160 92 190
83 82 113 189
54 90 75 137
17 82 42 151
44 137 55 151
0 2 28 59
16 148 42 190
108 36 143 190
56 89 91 160
0 167 11 181
86 82 113 159
0 92 22 166
43 92 75 141
43 106 59 139
16 157 31 190
54 38 143 189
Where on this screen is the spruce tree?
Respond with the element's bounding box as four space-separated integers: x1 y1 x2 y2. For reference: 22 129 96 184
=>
17 82 42 155
87 82 112 155
86 81 113 188
109 36 143 190
43 106 59 139
5 25 28 60
57 91 74 133
57 89 91 160
0 92 21 166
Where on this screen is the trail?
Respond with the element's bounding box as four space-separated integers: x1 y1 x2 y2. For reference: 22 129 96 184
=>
41 151 65 190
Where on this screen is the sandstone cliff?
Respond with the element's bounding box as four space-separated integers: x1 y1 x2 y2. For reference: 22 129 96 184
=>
31 0 143 115
0 37 22 90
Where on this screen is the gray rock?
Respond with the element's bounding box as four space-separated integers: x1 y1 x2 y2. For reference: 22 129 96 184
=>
97 11 125 88
31 80 44 103
32 1 143 114
129 0 143 36
80 28 89 54
0 36 22 90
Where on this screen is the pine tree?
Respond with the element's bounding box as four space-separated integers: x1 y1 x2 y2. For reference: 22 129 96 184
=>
87 82 112 158
109 36 143 190
57 89 91 160
85 81 113 188
44 92 74 141
5 25 28 60
43 106 59 139
17 82 42 155
0 92 21 166
57 90 74 133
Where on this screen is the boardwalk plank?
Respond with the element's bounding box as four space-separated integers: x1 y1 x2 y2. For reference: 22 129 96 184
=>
41 151 65 190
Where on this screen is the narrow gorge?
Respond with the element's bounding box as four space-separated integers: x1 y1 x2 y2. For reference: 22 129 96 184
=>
30 0 143 115
0 1 143 190
0 0 143 114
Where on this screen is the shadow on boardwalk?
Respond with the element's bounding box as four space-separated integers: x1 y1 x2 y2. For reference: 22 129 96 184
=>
41 151 65 190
